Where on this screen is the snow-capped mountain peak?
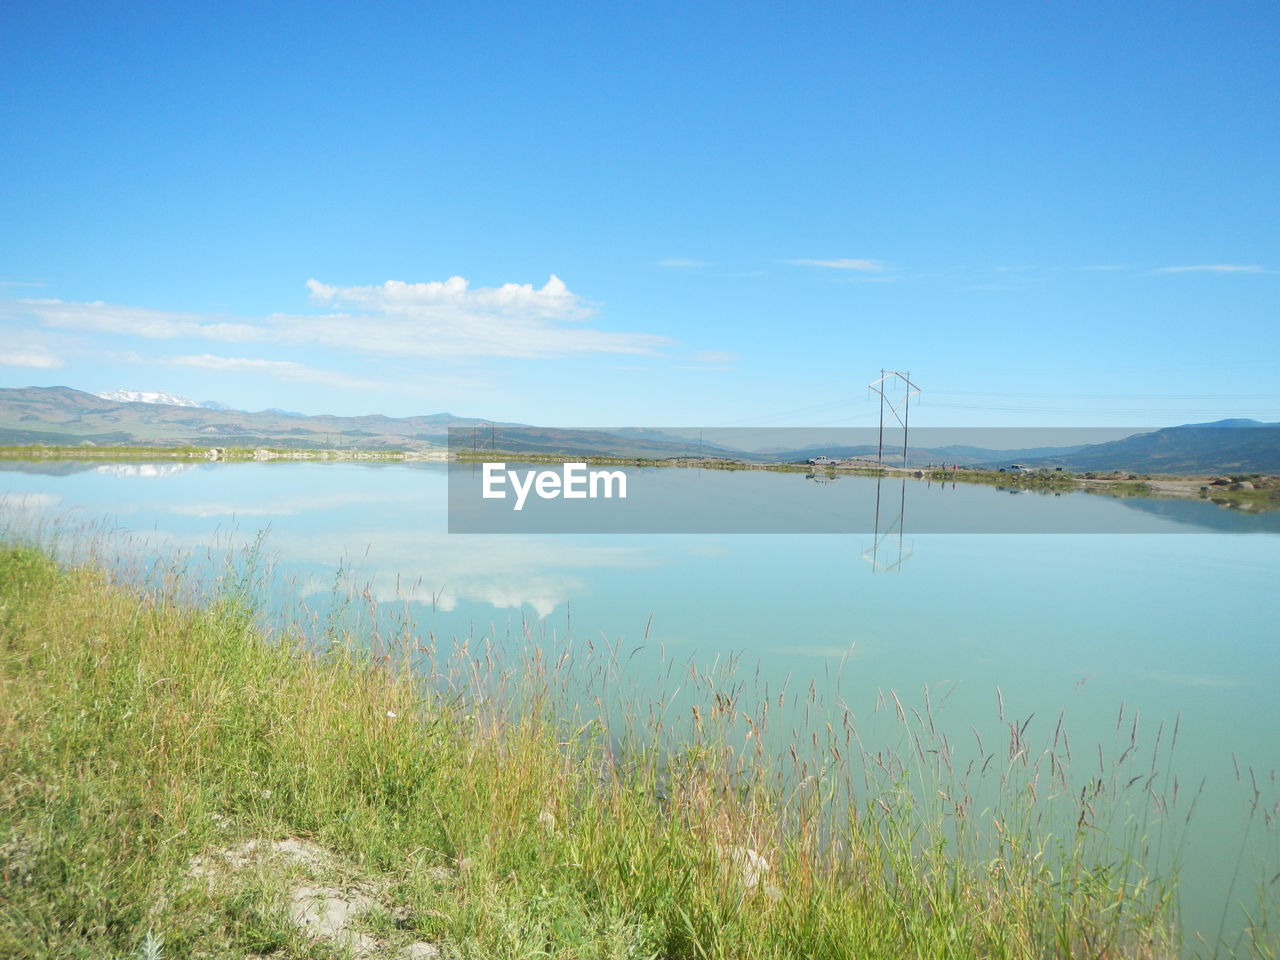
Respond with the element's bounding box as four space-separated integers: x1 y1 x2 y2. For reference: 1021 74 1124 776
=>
96 389 230 410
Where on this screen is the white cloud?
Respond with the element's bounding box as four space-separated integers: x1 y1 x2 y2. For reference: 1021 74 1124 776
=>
0 348 62 368
655 258 708 268
21 298 262 341
0 492 60 510
689 350 739 364
163 352 480 394
306 275 593 321
166 354 389 391
167 490 397 518
1152 264 1267 274
200 525 656 619
13 275 672 360
1143 670 1247 688
291 275 668 359
91 463 196 479
787 258 886 271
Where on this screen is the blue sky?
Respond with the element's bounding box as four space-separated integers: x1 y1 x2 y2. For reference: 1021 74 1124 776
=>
2 0 1277 428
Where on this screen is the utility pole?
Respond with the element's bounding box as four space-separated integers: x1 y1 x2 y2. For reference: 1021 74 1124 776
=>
902 370 911 467
867 370 921 467
877 368 885 464
863 368 920 572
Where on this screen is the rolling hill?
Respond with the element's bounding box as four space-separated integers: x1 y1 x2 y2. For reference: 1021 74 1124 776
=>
0 387 715 458
2 386 1276 473
0 386 474 451
991 420 1280 474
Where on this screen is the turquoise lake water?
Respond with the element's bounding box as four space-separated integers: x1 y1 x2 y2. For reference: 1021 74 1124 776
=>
2 459 1277 953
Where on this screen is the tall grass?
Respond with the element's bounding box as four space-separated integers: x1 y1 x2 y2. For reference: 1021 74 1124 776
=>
0 536 1274 959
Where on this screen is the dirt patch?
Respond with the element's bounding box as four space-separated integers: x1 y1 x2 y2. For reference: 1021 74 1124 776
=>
188 837 335 880
1144 479 1210 497
188 837 441 958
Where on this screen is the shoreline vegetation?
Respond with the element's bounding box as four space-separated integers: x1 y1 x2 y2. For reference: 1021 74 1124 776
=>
2 541 1275 958
3 443 1278 512
0 444 450 463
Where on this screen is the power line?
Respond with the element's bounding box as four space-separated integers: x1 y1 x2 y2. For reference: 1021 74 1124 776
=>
868 370 920 465
710 396 872 427
929 391 1280 401
706 388 1276 429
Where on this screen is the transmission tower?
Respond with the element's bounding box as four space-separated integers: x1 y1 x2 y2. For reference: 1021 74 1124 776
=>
867 370 921 466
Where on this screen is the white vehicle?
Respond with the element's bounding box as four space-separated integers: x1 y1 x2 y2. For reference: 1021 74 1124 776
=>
807 456 842 466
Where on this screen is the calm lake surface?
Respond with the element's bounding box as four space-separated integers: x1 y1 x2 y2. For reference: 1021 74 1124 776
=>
2 459 1277 951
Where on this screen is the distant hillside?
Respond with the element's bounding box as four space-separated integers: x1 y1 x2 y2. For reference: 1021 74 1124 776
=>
0 387 712 458
987 420 1280 474
0 386 481 451
3 387 1276 473
761 442 1092 466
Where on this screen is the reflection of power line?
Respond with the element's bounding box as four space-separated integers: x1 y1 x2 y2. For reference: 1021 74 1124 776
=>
862 475 912 573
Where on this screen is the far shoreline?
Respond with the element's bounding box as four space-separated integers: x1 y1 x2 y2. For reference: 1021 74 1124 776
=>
2 443 1277 512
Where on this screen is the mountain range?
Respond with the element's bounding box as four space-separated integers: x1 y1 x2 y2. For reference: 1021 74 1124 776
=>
1 386 1277 473
94 390 232 410
989 419 1280 474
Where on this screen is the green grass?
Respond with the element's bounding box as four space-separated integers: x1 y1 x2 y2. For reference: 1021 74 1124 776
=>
1199 483 1280 512
0 444 219 459
1 542 1267 959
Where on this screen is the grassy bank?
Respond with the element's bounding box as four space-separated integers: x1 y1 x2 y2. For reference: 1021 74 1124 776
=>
6 444 1277 512
0 544 1238 958
0 446 446 462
